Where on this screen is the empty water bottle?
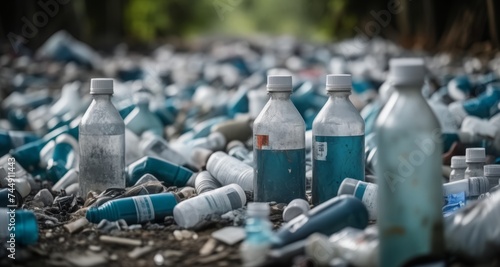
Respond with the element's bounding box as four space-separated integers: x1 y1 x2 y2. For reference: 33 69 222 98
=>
206 152 253 191
79 79 125 197
0 208 38 246
240 202 274 267
173 184 246 228
375 58 444 266
449 156 467 182
312 74 365 204
464 148 486 179
253 75 306 203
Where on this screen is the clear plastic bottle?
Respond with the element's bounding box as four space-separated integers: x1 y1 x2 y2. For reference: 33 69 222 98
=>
312 74 365 204
79 79 125 197
464 148 486 179
253 75 306 203
484 165 500 191
124 88 164 137
173 184 246 228
240 202 274 267
449 156 467 182
375 58 444 267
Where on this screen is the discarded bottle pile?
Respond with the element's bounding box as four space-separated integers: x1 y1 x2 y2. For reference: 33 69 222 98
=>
1 31 500 266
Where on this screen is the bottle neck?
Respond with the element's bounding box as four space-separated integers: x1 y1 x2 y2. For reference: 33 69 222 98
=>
327 91 351 98
393 83 423 94
92 94 112 102
269 92 291 100
467 162 484 170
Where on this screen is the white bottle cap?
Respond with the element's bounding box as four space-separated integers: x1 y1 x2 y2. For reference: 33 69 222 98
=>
450 156 467 169
484 165 500 177
282 198 310 222
326 74 351 91
247 202 270 217
267 75 292 92
388 58 426 86
90 78 114 95
337 178 359 196
465 148 486 163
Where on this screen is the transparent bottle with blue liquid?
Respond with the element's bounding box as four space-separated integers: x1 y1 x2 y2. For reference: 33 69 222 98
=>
240 202 274 267
312 74 365 205
375 58 444 267
253 75 306 203
79 79 125 198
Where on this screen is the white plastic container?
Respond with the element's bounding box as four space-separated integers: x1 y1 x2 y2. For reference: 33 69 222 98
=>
464 148 486 179
338 178 377 221
449 156 467 182
173 184 246 228
282 198 310 222
194 171 221 194
484 165 500 191
206 151 253 191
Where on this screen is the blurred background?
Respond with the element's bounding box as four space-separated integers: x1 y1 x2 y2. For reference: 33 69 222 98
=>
0 0 499 53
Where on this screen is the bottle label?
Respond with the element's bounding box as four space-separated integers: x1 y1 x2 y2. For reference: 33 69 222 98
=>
132 195 155 223
354 183 377 220
442 191 466 216
312 135 365 204
255 135 269 149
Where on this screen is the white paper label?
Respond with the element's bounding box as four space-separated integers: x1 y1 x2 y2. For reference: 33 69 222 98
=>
132 195 155 223
314 141 327 161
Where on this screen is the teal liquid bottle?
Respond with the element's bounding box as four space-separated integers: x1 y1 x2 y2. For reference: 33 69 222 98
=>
126 156 195 187
253 75 306 203
272 195 368 248
312 74 365 205
86 193 178 224
0 208 38 246
41 134 79 183
0 130 39 157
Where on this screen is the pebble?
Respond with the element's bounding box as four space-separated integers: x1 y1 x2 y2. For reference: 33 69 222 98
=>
33 189 53 207
199 238 217 256
109 254 118 261
88 245 101 252
180 230 193 239
173 230 183 241
153 253 164 266
128 246 154 259
59 237 65 243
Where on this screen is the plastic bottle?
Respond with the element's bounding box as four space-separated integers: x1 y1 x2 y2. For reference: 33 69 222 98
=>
206 152 253 191
484 165 500 191
139 132 189 166
124 88 164 137
305 227 378 267
449 156 467 182
183 132 226 152
0 130 39 156
282 198 310 222
0 208 38 245
272 195 368 248
126 156 195 187
86 192 178 224
194 171 221 194
312 74 365 204
338 178 377 221
173 184 246 228
464 148 486 179
79 79 125 197
40 134 79 183
375 58 444 267
52 169 78 192
240 202 274 267
253 75 306 203
226 140 253 166
443 176 489 212
448 82 500 125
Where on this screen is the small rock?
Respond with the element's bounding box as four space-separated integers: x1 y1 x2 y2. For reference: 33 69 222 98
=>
59 237 65 243
211 227 246 245
192 233 198 240
128 246 154 259
153 253 164 266
173 230 183 241
162 250 183 258
180 230 192 239
89 245 101 252
215 245 225 253
199 238 217 256
109 254 118 261
45 232 53 238
33 189 53 207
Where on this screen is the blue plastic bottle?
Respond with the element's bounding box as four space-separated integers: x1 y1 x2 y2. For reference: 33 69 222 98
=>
312 74 365 204
253 75 306 203
40 134 79 183
0 208 38 246
0 130 39 157
124 87 164 137
86 193 178 224
126 156 195 187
